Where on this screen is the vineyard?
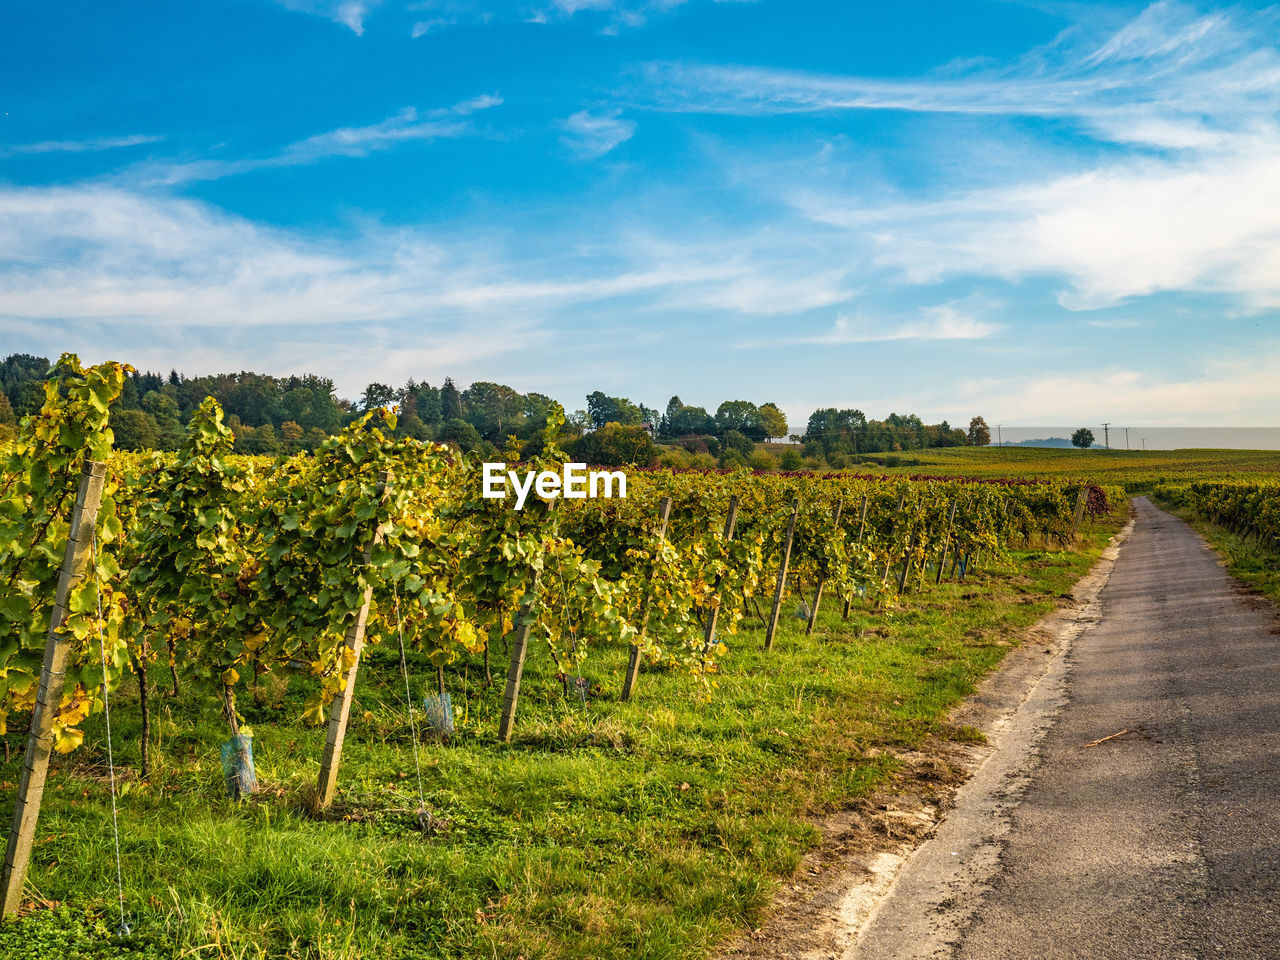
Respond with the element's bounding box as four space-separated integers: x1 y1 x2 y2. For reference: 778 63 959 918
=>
1153 480 1280 546
1150 478 1280 607
862 445 1280 491
0 358 1126 959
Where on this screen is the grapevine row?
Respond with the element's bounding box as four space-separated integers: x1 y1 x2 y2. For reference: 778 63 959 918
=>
0 358 1122 790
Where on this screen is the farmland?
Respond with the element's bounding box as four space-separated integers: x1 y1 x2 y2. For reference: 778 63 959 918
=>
858 445 1280 488
0 358 1142 959
0 526 1120 960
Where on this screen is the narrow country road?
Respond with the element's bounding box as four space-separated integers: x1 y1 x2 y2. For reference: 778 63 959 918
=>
850 497 1280 960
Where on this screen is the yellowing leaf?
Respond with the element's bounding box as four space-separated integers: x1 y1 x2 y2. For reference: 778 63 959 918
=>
53 725 84 753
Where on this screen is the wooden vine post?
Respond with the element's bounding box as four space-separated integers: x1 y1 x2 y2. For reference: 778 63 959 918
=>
314 470 391 811
621 496 672 700
897 526 920 594
842 495 869 620
764 497 800 651
1071 487 1088 540
881 496 906 584
699 496 740 665
806 497 843 635
2 461 106 918
935 500 959 585
498 572 542 741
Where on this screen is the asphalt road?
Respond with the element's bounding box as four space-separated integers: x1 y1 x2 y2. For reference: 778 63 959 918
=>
852 497 1280 960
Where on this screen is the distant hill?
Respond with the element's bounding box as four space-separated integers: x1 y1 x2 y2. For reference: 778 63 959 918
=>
995 437 1075 448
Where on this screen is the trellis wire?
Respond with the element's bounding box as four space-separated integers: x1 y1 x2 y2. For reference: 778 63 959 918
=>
393 587 428 829
93 526 128 937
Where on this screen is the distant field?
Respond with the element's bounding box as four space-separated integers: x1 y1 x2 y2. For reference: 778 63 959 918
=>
848 447 1280 490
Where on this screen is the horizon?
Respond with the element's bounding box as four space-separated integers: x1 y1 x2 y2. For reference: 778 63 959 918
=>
4 1 1280 432
8 350 1280 449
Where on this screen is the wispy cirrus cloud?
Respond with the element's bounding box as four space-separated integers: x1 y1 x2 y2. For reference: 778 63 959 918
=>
278 0 752 36
642 1 1280 147
951 349 1280 427
0 183 854 331
794 132 1280 310
652 2 1280 312
273 0 377 35
539 0 751 32
559 109 636 158
0 181 878 394
0 134 163 159
737 305 1000 349
410 17 449 35
139 96 501 185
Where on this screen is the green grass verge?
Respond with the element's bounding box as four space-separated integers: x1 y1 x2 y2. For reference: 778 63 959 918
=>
0 513 1124 960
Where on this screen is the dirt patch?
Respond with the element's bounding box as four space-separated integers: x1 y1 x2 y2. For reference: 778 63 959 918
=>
722 750 969 960
720 520 1134 960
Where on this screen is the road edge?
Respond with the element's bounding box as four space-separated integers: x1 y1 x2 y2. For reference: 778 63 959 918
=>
839 514 1137 959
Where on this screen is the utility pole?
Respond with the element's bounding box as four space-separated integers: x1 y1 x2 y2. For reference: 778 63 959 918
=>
1142 437 1147 450
1102 422 1111 450
1125 427 1129 450
997 424 1002 446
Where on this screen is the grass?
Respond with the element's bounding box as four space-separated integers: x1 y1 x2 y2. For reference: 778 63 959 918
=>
861 446 1280 490
0 513 1124 960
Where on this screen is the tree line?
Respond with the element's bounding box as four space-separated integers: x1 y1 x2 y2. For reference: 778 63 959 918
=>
0 354 990 468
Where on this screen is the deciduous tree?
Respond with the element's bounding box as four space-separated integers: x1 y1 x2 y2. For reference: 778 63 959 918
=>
757 403 788 442
967 416 992 446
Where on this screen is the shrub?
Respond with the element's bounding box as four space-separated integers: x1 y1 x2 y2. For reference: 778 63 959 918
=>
658 448 691 469
111 408 158 451
571 422 657 467
439 417 483 452
779 447 804 470
722 430 754 458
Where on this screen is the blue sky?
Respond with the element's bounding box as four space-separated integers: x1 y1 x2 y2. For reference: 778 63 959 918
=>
2 0 1280 429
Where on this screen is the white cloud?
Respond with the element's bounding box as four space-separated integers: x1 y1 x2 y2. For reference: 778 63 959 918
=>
276 0 749 35
737 304 1001 348
0 182 896 400
0 135 163 158
643 2 1280 149
801 137 1280 309
140 97 501 185
559 109 636 159
953 349 1280 427
1086 318 1145 329
0 184 858 333
274 0 376 34
410 17 448 35
648 2 1280 312
531 0 756 31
